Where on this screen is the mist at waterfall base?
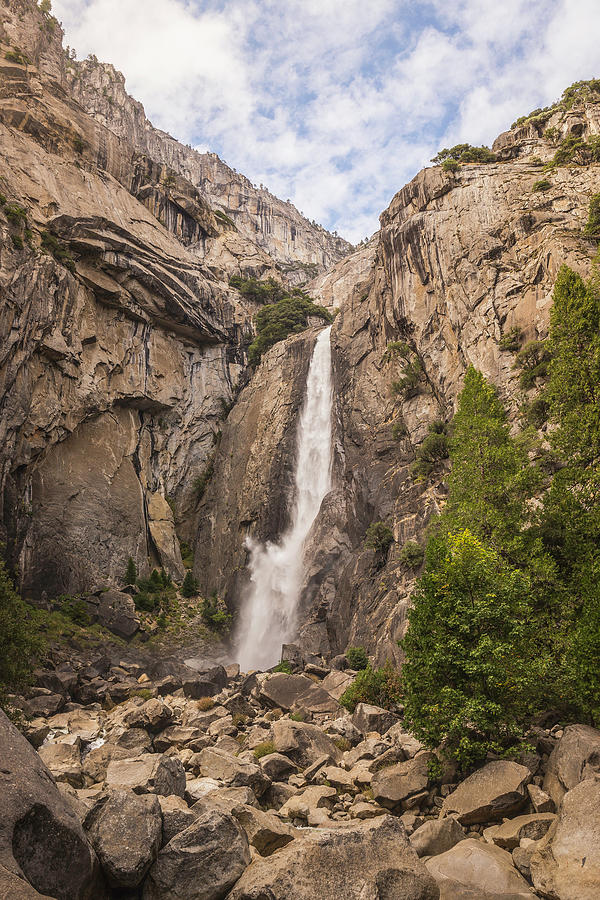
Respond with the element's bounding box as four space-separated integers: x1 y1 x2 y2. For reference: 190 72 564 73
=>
235 326 333 672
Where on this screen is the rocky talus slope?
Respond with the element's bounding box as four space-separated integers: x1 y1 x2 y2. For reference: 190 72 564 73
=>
0 0 349 599
3 646 600 898
198 96 600 663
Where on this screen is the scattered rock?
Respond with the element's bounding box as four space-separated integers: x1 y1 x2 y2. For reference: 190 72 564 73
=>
271 720 342 768
84 789 162 888
441 761 531 824
197 747 270 797
490 812 556 850
38 740 84 788
352 702 398 735
542 723 600 807
105 753 186 797
410 816 466 858
527 783 555 813
425 838 532 899
95 589 140 639
259 673 339 715
371 752 432 811
158 795 197 845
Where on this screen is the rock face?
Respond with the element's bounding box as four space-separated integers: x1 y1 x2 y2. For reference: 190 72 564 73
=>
0 710 103 900
228 815 439 900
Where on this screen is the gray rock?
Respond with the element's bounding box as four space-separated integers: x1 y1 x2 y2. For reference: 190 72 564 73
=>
84 789 162 888
530 779 600 900
259 673 339 714
227 814 438 899
0 709 103 900
38 741 84 789
527 783 555 813
105 753 186 797
441 761 531 825
371 752 432 811
352 702 398 735
95 590 140 639
490 812 556 850
158 795 198 845
410 817 466 858
259 751 298 780
542 723 600 807
0 864 54 898
271 719 342 768
143 802 251 900
197 747 270 797
425 839 532 899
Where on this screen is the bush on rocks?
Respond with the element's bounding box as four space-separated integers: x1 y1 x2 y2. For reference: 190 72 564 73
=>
339 662 402 713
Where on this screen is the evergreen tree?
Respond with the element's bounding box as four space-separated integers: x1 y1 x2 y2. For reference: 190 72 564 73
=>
123 556 137 586
181 571 199 598
0 556 43 706
402 530 543 769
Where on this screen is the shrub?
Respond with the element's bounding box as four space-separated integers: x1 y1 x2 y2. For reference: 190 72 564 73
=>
410 427 449 481
123 556 137 586
4 203 27 225
11 234 23 249
73 135 85 154
399 541 424 569
134 592 156 612
391 355 423 400
272 660 293 674
432 144 496 165
248 293 332 365
232 712 247 728
382 341 411 362
402 530 544 770
391 421 408 440
254 741 275 759
60 597 91 626
339 662 402 712
364 522 394 556
40 231 76 273
334 737 351 751
179 540 194 569
513 340 550 388
197 697 215 711
584 193 600 238
532 179 551 193
290 711 306 721
5 49 30 65
345 646 369 670
229 276 286 305
200 592 232 633
214 209 236 229
498 326 523 352
441 158 460 174
181 571 199 598
520 396 549 429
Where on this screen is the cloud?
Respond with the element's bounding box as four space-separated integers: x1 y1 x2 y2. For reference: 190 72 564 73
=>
52 0 600 243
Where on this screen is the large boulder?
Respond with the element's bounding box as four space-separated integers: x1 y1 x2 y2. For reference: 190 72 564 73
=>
105 753 186 797
0 864 53 898
0 710 104 899
271 720 342 768
410 817 466 858
530 779 600 900
197 747 270 797
258 674 339 714
321 670 354 701
371 752 432 811
142 801 251 900
91 589 140 639
542 723 600 807
38 741 84 788
489 812 556 851
230 804 296 856
440 761 531 825
228 815 439 899
84 789 162 888
425 839 532 899
352 703 398 735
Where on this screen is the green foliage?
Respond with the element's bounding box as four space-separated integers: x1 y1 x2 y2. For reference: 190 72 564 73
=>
399 541 425 570
498 327 523 352
229 276 286 305
432 144 496 165
584 193 600 238
39 0 52 13
532 179 551 193
193 452 215 500
290 711 306 721
134 592 157 613
441 158 460 175
546 134 600 169
520 395 549 429
214 209 236 229
339 662 402 712
40 231 76 273
58 597 91 626
0 193 6 205
391 421 408 440
181 571 199 598
364 521 394 556
11 234 23 250
390 354 423 400
5 48 30 65
200 592 232 633
511 106 554 130
248 293 332 366
410 425 449 481
123 557 137 586
179 540 194 569
345 646 369 670
4 203 27 225
402 530 544 769
382 341 411 363
0 556 44 705
513 340 550 388
253 741 275 759
73 135 85 154
334 736 352 752
272 660 293 674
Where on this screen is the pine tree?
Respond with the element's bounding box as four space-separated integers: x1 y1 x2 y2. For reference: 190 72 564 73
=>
0 557 43 706
181 571 199 598
123 556 137 586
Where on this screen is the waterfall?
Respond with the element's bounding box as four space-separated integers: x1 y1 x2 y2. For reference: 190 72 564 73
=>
236 326 333 671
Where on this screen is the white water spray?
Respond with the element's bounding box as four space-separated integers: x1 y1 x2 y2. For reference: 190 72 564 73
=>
236 326 333 671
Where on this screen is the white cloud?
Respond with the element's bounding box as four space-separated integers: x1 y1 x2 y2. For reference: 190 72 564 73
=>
52 0 600 243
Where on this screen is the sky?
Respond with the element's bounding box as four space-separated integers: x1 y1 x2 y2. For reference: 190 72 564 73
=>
51 0 600 243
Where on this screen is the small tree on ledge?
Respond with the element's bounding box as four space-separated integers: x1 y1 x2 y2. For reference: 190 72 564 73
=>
123 557 137 586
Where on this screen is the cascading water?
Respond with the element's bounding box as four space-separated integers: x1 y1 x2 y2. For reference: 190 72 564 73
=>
236 326 333 671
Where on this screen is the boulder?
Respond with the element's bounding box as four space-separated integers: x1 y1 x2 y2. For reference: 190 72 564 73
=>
321 670 355 701
271 720 342 768
82 742 132 784
527 783 555 813
158 795 198 845
259 752 298 781
197 747 270 797
542 723 600 807
26 692 65 718
228 814 439 899
440 761 531 825
105 753 186 797
259 674 339 714
84 789 162 888
345 737 390 768
279 785 337 820
410 817 466 858
146 493 186 581
0 864 53 898
490 812 556 850
123 698 173 733
231 804 296 856
153 726 204 752
425 839 532 899
142 802 251 900
352 702 398 735
95 589 140 639
530 779 600 900
0 709 103 900
387 723 426 758
371 752 432 811
38 741 84 789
